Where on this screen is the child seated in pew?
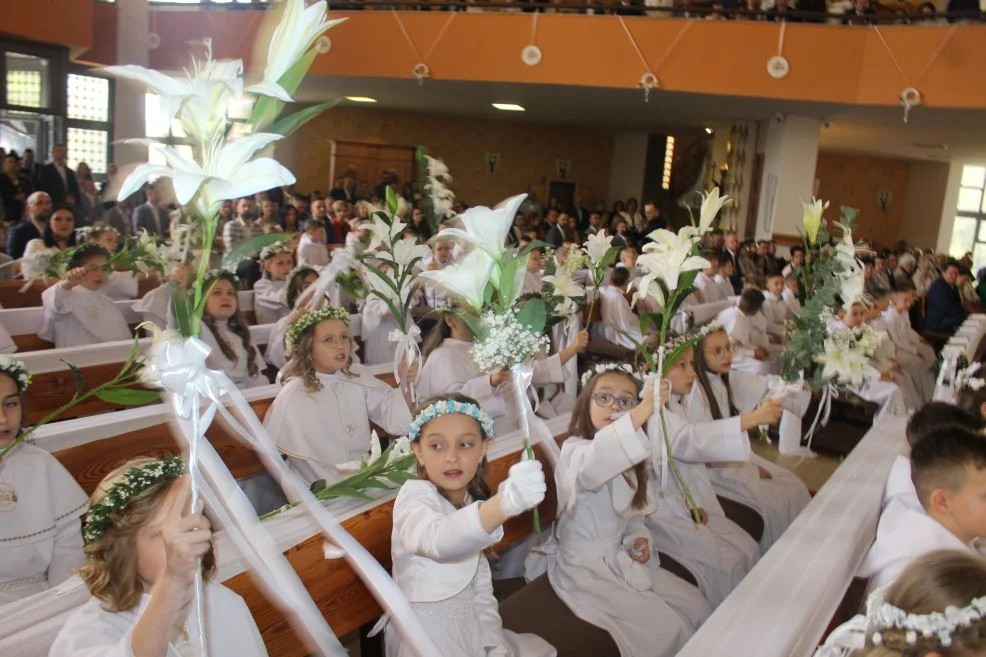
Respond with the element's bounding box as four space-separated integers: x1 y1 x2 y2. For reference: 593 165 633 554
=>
865 284 924 410
49 459 268 657
694 253 726 304
78 226 138 301
199 270 267 389
595 266 643 350
715 254 737 300
815 549 986 657
265 305 414 486
266 265 319 370
0 355 88 604
297 217 329 268
883 281 936 401
782 273 801 316
384 394 556 657
252 242 295 325
548 364 712 657
684 326 812 549
40 244 131 348
642 340 763 607
521 247 544 297
762 272 790 336
858 425 986 593
716 289 776 375
134 261 192 331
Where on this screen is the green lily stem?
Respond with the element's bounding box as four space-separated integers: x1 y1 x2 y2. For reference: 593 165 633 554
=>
189 214 218 338
524 437 541 535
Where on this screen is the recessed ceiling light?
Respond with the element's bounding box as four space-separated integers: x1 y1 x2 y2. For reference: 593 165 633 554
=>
345 96 377 103
705 127 713 135
492 103 525 112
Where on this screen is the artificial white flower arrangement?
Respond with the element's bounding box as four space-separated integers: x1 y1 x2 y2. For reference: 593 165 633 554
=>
471 310 551 373
814 323 885 388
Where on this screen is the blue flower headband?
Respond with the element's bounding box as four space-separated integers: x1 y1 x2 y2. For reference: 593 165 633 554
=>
407 399 496 441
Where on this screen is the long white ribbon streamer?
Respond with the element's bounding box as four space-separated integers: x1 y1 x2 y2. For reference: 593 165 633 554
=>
388 324 422 406
510 362 561 468
802 384 837 452
148 335 444 657
652 347 669 495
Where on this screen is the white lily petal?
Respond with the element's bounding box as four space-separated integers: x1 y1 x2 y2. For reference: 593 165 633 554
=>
204 158 295 204
103 65 189 99
418 249 494 311
245 80 294 103
117 164 175 202
215 133 285 179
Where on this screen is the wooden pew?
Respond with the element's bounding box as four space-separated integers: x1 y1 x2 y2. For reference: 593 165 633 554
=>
0 274 161 310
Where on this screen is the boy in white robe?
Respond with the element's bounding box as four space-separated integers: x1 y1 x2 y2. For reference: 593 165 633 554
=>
297 218 329 268
858 425 986 593
39 245 131 348
521 248 544 297
864 288 923 410
253 243 294 325
694 256 726 304
715 255 737 300
596 267 642 350
782 275 801 317
762 273 790 335
883 284 936 401
716 290 774 375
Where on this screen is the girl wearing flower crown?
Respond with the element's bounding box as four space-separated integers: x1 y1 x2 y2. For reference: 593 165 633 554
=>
815 549 986 657
417 302 589 436
253 242 295 325
637 337 762 607
385 394 555 657
684 326 811 551
547 363 712 657
265 305 413 485
79 225 140 301
48 457 268 657
40 243 131 348
200 270 266 389
0 356 88 604
265 265 319 370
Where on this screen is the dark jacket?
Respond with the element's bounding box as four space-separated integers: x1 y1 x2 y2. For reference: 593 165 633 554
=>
38 162 81 205
924 278 966 333
6 220 41 260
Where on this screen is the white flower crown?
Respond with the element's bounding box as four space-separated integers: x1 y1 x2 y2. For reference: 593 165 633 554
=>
580 362 640 388
868 589 986 649
76 225 120 240
955 362 986 392
286 305 350 351
0 354 31 392
407 399 496 441
260 241 294 262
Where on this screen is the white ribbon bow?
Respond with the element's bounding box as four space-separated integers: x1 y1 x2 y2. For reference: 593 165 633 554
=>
388 324 422 390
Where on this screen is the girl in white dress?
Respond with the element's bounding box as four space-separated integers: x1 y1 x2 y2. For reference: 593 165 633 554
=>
21 205 76 280
39 244 131 348
266 265 319 370
385 394 556 657
265 306 413 485
643 343 763 607
48 457 268 657
548 364 713 657
78 225 142 301
253 242 294 325
685 327 811 551
0 356 87 604
199 271 266 389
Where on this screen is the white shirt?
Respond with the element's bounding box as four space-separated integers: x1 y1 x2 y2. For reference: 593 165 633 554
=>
597 285 641 350
714 273 734 300
297 233 329 268
781 288 801 316
252 278 288 326
40 283 131 348
21 240 61 280
199 319 267 389
695 271 726 304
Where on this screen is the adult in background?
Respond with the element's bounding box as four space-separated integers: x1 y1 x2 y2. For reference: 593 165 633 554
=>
37 144 81 207
0 151 33 224
7 191 52 260
721 230 743 294
131 182 170 238
20 148 42 184
329 169 359 203
923 260 967 334
572 193 590 233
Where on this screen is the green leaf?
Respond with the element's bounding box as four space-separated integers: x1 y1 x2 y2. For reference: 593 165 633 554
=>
386 469 415 485
222 232 294 269
517 239 552 257
95 387 161 406
62 360 85 397
639 312 664 335
172 287 194 338
386 185 399 217
361 478 392 490
448 308 486 341
267 99 340 138
496 253 529 311
598 245 622 271
516 297 548 334
122 335 142 374
277 47 319 98
310 479 328 494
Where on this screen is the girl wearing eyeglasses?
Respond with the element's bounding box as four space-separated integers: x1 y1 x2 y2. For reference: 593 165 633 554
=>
547 363 712 657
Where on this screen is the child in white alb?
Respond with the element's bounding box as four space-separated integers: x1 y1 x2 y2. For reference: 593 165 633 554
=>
0 357 87 604
297 218 329 268
40 244 131 348
80 226 141 300
266 265 319 370
595 266 642 350
882 283 936 402
716 289 775 375
253 242 294 325
548 364 712 657
48 458 268 657
385 395 556 657
199 271 267 389
695 257 727 304
265 305 413 486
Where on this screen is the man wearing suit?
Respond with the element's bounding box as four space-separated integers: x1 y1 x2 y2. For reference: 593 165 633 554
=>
132 183 170 238
571 193 590 234
721 230 743 294
37 144 81 207
20 148 42 185
543 209 565 247
924 261 967 334
6 191 51 260
329 170 360 203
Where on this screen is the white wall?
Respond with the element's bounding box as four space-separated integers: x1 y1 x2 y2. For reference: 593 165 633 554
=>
113 0 149 168
607 133 648 204
755 115 821 240
901 160 950 250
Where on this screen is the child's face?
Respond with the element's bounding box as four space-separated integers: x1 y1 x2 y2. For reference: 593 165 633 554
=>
171 263 192 289
767 277 784 296
265 252 294 281
720 261 734 277
527 250 543 273
873 296 890 312
78 255 109 290
299 272 318 296
891 291 914 311
434 242 453 265
412 413 488 505
206 278 238 321
937 464 986 544
93 231 119 252
701 330 733 374
704 261 718 276
785 279 798 294
621 251 638 269
311 319 351 374
844 304 865 328
0 374 23 448
666 349 696 396
588 373 640 431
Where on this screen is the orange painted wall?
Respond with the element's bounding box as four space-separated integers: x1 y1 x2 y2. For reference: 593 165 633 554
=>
146 11 986 110
283 106 613 207
79 1 119 67
814 152 911 248
1 0 93 50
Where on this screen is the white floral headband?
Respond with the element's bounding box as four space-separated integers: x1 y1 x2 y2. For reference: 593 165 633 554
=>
0 354 31 392
867 588 986 649
260 242 294 262
286 306 350 351
580 362 641 388
407 399 496 441
76 225 120 240
955 362 985 392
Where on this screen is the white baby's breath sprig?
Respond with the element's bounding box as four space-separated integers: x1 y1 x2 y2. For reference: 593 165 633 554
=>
471 310 550 373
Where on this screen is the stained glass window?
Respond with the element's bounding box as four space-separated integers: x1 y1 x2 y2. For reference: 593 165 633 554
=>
68 74 110 122
5 53 48 109
67 128 109 175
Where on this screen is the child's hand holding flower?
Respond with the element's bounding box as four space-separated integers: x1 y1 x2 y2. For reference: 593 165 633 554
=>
160 477 213 585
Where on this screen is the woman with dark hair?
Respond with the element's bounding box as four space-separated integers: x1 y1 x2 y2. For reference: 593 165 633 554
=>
21 205 76 279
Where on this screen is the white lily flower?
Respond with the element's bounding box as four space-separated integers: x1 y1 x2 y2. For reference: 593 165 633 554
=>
436 194 526 263
698 188 730 233
802 197 830 245
387 436 412 465
118 132 295 213
584 231 615 266
364 266 413 307
635 228 708 305
367 431 383 466
543 272 586 301
366 214 406 252
815 333 881 387
247 0 347 102
391 239 432 268
418 248 495 312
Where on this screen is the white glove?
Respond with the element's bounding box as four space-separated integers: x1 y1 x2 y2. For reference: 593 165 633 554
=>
498 458 547 518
